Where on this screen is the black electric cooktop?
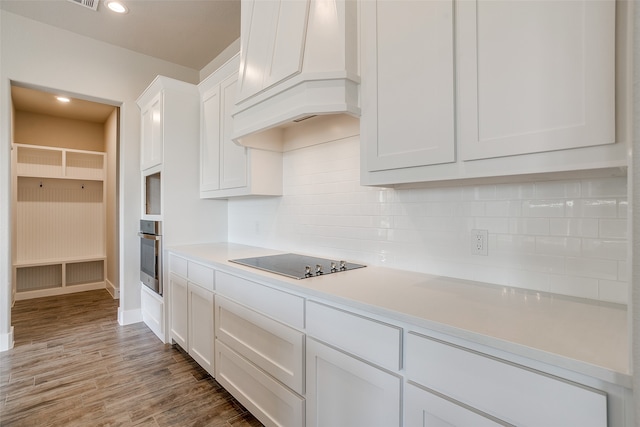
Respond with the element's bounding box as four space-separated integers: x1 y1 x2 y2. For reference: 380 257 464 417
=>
229 253 366 280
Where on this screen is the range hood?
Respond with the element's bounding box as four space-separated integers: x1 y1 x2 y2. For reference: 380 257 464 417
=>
232 0 360 151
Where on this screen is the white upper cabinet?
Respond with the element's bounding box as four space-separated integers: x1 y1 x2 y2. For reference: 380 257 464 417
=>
199 54 283 199
457 0 615 161
361 0 455 172
233 0 360 147
202 71 247 192
361 0 625 187
139 91 163 171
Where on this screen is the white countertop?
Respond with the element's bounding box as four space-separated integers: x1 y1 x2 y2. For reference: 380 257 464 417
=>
167 242 630 387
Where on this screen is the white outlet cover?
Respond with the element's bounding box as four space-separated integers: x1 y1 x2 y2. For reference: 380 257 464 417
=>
471 229 488 256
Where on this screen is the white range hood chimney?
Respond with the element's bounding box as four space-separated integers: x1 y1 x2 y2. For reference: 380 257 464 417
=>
232 0 360 151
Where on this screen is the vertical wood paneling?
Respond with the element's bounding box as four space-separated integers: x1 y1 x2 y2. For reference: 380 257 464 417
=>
66 261 104 285
16 177 104 263
65 151 105 180
16 265 62 291
16 147 63 177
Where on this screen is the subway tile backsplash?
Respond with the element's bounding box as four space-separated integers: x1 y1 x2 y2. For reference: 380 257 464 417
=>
228 137 629 304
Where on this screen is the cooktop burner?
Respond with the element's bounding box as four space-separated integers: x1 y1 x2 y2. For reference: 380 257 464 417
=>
229 253 366 280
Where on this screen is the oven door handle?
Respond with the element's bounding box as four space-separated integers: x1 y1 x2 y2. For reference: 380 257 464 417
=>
138 232 161 241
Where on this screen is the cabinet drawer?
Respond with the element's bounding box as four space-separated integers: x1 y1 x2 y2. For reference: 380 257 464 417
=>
406 332 607 427
215 340 304 427
187 261 214 292
306 300 402 371
169 254 188 278
215 271 304 329
216 296 304 394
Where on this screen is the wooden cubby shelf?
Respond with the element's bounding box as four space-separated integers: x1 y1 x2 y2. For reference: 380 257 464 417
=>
12 143 107 300
14 143 105 181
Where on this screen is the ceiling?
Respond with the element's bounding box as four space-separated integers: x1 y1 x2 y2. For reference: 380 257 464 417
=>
0 0 241 71
3 0 241 123
11 85 117 123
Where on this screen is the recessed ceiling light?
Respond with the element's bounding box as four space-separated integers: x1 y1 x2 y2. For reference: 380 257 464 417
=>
105 0 128 14
56 96 71 103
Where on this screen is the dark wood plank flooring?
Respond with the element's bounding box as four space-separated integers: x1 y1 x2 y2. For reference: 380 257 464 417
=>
0 289 263 427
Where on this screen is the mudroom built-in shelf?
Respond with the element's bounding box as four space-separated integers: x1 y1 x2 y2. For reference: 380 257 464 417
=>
12 144 107 300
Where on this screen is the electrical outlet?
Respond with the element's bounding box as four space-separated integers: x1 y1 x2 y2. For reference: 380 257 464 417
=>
471 229 488 256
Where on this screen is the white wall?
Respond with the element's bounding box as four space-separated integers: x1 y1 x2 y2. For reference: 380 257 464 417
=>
229 137 628 305
0 10 201 350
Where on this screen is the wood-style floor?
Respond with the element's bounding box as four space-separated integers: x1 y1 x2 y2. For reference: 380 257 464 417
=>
0 289 264 427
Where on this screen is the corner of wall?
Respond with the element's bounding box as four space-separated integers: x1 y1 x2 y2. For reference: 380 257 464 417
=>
199 38 241 83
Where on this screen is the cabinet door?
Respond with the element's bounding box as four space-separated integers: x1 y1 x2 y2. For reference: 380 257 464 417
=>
188 283 214 376
140 92 163 170
306 338 401 427
405 383 507 427
168 273 188 349
200 85 221 192
219 74 247 190
237 0 309 102
361 0 455 172
457 0 615 160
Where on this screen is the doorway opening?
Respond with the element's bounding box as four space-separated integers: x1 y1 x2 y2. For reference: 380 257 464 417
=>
9 82 120 306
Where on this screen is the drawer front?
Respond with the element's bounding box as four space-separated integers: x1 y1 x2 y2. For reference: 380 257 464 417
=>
187 261 214 292
406 332 607 427
215 271 304 329
216 296 304 394
306 300 402 371
215 340 305 427
169 254 188 278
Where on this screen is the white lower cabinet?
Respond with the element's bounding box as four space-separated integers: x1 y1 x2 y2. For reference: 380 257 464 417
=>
406 332 607 427
168 255 215 376
405 382 506 427
305 300 402 427
214 271 305 427
305 338 401 427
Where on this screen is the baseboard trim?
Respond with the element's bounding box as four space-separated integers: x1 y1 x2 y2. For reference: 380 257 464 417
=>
105 279 119 299
118 307 142 326
14 282 106 301
0 326 14 352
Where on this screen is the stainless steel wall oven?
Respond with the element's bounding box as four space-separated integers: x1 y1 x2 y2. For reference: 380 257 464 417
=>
139 220 162 295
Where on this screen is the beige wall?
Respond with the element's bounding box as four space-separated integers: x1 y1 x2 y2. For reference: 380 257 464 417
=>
13 110 106 152
105 109 119 296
